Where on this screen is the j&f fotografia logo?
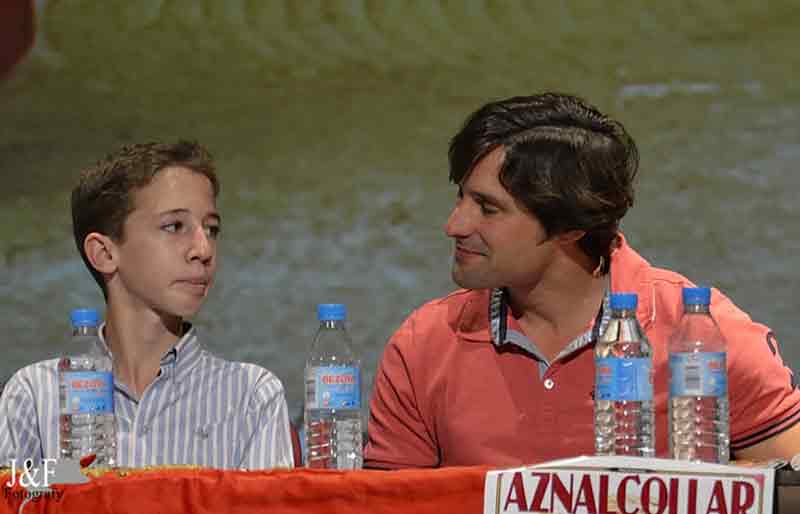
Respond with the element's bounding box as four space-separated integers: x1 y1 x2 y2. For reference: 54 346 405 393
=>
4 458 88 513
5 459 57 489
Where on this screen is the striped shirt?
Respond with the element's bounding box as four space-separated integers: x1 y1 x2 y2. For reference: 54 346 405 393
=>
0 325 294 469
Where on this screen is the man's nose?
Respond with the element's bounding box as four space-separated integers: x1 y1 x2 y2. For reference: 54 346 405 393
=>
444 202 473 238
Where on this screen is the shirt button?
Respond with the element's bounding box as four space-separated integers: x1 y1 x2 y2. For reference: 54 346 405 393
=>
544 379 554 390
142 424 151 434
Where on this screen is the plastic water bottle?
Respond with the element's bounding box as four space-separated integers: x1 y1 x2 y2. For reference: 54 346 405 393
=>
669 287 729 463
58 308 117 466
594 293 655 457
304 304 363 469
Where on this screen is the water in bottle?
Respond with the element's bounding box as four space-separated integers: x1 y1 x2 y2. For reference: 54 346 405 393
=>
669 287 729 463
58 308 117 466
595 292 655 457
304 303 363 469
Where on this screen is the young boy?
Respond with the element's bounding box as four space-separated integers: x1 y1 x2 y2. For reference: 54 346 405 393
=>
0 141 294 469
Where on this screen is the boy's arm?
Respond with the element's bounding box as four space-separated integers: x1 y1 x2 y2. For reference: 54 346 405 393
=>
0 370 44 465
239 373 294 470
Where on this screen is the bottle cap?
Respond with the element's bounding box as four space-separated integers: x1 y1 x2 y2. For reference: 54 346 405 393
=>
609 293 638 311
683 287 711 306
70 308 100 327
317 303 347 321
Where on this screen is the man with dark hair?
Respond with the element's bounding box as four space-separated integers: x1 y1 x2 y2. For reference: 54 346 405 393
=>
365 92 800 468
0 141 294 469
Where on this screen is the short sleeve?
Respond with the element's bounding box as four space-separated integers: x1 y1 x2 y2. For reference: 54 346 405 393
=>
714 290 800 451
365 313 439 469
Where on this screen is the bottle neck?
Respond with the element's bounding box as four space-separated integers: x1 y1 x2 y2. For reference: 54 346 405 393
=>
72 325 99 337
683 304 710 314
319 319 346 330
611 308 637 318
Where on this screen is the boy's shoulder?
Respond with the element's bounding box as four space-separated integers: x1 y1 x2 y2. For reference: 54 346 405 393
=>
4 358 59 385
0 359 59 404
192 348 286 393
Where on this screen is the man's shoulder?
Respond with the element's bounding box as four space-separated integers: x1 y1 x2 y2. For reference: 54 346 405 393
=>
419 288 487 310
617 240 760 334
407 288 488 323
391 289 491 347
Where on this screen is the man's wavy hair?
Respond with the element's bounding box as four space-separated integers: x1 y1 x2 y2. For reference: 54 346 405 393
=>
71 140 219 298
448 92 639 275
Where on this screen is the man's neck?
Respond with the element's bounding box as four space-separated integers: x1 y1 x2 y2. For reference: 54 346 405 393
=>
506 262 607 362
103 303 183 399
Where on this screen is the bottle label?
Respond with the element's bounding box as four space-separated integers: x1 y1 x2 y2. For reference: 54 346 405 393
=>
305 366 361 409
669 352 727 397
61 371 114 414
595 357 653 401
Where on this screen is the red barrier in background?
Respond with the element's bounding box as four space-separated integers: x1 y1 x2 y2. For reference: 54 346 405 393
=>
0 0 34 79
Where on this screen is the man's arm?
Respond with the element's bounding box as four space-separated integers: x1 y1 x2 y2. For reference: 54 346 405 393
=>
714 290 800 461
365 314 439 469
238 372 294 470
735 423 800 462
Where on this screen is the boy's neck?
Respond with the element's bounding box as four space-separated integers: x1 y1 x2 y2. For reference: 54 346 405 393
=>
103 306 184 399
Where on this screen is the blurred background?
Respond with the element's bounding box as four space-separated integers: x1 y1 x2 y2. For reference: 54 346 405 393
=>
1 1 798 424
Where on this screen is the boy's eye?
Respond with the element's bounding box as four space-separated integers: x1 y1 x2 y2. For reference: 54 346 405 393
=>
162 222 183 233
204 225 221 239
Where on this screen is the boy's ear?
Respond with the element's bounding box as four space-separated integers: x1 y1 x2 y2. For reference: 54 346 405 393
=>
84 232 118 275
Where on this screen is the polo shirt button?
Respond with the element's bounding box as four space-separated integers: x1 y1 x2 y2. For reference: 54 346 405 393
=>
544 378 554 390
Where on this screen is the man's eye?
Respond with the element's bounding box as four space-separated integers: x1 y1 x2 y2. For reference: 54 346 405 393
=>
479 203 498 215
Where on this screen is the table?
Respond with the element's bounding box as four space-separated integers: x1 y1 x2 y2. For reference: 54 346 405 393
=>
3 465 799 513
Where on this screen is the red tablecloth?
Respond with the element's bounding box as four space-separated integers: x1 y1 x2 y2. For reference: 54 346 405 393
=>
1 465 491 514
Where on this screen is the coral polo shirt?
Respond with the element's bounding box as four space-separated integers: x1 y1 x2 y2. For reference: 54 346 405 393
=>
365 236 800 468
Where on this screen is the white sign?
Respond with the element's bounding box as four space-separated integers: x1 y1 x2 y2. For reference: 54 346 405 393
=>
484 457 774 514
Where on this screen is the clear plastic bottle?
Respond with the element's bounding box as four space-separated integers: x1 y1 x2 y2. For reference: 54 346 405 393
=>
669 287 729 463
58 308 117 466
303 304 362 469
594 293 655 457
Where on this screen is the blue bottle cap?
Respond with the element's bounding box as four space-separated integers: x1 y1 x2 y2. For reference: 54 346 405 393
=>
317 303 347 321
609 293 638 311
70 308 100 327
682 287 711 306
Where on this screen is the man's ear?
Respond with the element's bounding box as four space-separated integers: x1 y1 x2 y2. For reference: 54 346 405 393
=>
554 229 586 245
84 232 118 275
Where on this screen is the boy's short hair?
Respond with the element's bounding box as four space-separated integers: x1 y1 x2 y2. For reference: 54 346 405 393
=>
71 140 219 297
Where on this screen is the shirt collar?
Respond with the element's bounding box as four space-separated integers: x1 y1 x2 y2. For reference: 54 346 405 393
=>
97 322 203 383
487 286 609 351
456 232 653 347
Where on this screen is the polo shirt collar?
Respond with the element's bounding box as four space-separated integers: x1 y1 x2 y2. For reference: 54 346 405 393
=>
456 232 655 349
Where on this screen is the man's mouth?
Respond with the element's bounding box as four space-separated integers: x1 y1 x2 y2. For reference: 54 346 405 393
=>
454 243 486 258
